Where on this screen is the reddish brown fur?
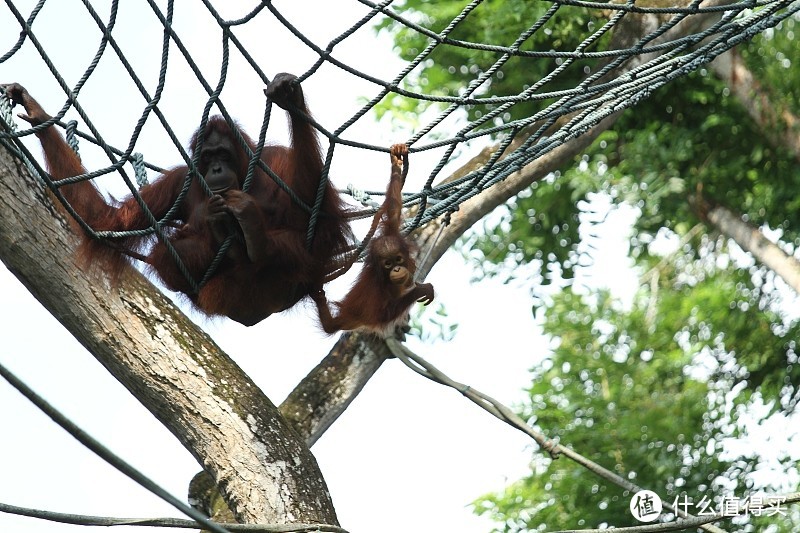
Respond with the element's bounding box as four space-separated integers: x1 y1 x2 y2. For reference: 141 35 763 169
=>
3 78 352 326
312 144 434 335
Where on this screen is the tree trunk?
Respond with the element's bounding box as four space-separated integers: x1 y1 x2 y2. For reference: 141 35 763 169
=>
0 144 337 527
190 330 393 522
692 195 800 294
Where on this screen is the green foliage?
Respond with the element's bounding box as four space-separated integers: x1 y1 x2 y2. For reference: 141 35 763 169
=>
741 17 800 116
374 0 607 127
466 65 800 282
474 256 799 530
608 72 800 252
463 175 585 282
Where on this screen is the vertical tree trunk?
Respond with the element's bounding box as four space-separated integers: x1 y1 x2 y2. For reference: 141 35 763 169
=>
700 199 800 294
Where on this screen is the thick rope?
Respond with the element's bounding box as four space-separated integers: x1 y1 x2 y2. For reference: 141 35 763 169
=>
0 0 796 288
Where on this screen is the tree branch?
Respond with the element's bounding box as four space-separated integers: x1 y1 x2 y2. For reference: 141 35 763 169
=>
279 331 391 447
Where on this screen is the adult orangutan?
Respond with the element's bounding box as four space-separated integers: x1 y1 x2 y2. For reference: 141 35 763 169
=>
2 74 352 326
312 143 434 335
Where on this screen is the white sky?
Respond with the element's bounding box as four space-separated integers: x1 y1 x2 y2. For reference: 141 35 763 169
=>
0 1 641 532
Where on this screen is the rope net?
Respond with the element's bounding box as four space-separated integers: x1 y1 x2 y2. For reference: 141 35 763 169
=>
1 0 797 289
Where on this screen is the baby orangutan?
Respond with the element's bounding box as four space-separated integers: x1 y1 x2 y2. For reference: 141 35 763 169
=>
312 144 434 335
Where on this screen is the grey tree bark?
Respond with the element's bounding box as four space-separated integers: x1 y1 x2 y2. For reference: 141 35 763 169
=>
693 196 800 294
